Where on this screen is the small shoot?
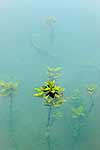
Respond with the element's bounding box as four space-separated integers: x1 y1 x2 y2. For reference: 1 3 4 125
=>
86 84 97 96
47 66 62 81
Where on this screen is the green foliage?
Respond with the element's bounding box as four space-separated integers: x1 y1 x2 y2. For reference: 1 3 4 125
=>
45 16 56 26
86 84 97 95
72 105 86 118
0 81 18 97
34 80 65 107
71 89 81 101
70 89 86 118
53 111 63 119
47 66 62 81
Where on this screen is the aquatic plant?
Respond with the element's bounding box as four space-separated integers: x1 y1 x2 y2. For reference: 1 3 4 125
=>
0 80 18 128
33 69 65 150
70 84 97 150
69 88 87 150
70 90 84 130
86 84 97 113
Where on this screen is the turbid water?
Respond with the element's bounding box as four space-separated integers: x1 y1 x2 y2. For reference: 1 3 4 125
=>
0 0 99 150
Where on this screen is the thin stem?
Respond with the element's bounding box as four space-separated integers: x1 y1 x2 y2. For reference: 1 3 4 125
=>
88 95 94 113
47 105 52 127
9 93 13 129
46 129 51 150
71 117 82 150
9 94 18 150
46 105 53 150
49 25 55 45
32 36 54 58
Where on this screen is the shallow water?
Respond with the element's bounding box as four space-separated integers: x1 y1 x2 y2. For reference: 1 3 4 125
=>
0 0 99 150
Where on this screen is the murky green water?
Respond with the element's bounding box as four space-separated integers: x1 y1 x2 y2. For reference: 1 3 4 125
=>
0 0 99 150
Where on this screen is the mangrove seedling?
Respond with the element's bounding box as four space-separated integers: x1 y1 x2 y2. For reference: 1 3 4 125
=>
86 84 97 113
34 79 65 150
0 80 18 128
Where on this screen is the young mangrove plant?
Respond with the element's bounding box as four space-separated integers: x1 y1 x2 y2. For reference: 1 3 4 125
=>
0 80 18 129
34 80 64 125
33 68 65 150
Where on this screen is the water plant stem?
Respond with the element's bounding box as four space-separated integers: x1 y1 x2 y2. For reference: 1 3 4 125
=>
47 105 52 127
9 94 18 150
46 105 53 150
9 93 13 129
49 25 55 45
88 95 94 113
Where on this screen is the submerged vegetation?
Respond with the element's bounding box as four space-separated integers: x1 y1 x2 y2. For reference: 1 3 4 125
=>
0 80 19 149
0 80 18 128
33 66 98 150
0 81 18 97
34 67 65 150
0 67 98 150
32 16 57 63
0 15 98 149
0 0 98 148
68 84 97 150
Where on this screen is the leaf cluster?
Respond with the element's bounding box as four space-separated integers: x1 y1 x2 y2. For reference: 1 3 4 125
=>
0 81 18 96
34 80 65 107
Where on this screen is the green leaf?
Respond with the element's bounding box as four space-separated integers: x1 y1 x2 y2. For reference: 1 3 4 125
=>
34 88 42 92
72 105 86 118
